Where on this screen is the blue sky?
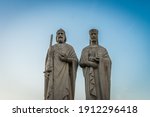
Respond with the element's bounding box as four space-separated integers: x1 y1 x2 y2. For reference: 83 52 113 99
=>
0 0 150 99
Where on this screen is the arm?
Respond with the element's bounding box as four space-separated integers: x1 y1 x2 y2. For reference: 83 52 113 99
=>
80 60 98 68
80 48 98 68
59 53 78 63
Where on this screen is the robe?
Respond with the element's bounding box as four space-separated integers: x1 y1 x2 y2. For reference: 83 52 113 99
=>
45 43 78 100
80 45 111 100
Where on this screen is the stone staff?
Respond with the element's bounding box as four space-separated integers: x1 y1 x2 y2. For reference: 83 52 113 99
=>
44 34 53 99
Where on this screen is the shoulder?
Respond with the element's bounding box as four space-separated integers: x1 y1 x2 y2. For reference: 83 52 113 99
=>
82 45 90 52
99 45 108 52
65 43 73 47
98 45 110 56
65 43 75 50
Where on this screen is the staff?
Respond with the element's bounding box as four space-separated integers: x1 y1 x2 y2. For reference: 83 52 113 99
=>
44 34 53 99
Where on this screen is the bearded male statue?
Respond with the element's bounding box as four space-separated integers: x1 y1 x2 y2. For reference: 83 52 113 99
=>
44 29 78 100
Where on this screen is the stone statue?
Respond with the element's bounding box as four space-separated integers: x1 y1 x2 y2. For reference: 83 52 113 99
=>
80 29 112 100
44 28 78 100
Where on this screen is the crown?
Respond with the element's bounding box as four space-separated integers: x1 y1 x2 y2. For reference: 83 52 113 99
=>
89 29 98 34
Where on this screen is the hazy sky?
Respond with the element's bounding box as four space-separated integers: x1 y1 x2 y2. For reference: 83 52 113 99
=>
0 0 150 99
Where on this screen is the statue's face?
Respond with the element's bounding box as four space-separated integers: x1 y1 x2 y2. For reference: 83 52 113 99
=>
57 31 65 43
90 32 98 42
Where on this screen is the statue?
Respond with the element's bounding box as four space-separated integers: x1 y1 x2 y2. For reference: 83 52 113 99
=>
44 29 78 100
79 29 112 100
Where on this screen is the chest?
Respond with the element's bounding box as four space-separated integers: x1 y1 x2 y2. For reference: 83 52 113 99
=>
88 47 104 58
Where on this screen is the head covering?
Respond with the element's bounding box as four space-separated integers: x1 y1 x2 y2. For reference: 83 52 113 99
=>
89 29 98 35
56 28 65 34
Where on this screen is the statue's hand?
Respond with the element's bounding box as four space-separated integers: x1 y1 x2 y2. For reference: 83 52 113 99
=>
89 56 95 62
43 70 51 79
44 72 50 79
59 53 68 62
89 56 99 63
90 62 98 68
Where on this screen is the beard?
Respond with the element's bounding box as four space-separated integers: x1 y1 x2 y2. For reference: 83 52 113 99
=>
58 37 64 43
91 37 97 42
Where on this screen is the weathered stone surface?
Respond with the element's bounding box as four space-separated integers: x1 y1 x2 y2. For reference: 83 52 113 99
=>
80 29 112 100
44 29 78 100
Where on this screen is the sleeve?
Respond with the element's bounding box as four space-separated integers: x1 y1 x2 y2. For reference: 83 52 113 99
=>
99 48 112 99
79 48 88 68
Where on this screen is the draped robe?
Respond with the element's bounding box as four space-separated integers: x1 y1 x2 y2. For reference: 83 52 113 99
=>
80 45 111 100
45 43 78 100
